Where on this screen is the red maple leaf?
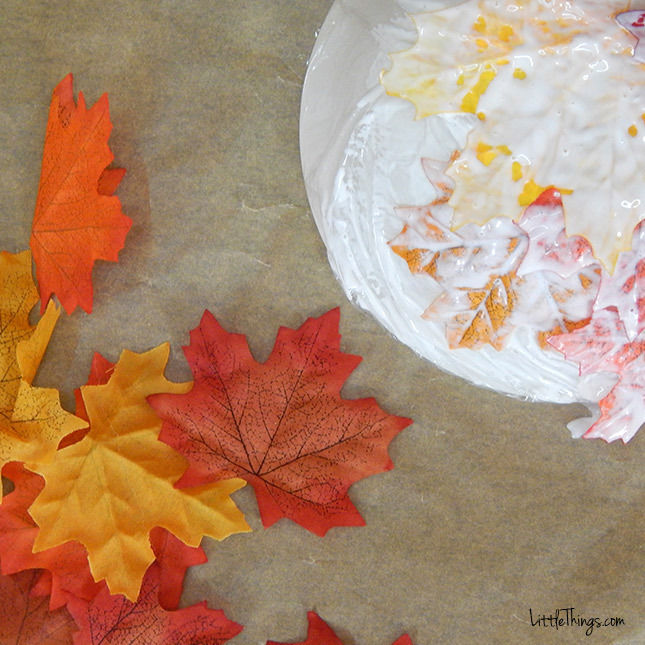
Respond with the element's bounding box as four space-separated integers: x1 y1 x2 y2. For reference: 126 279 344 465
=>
67 565 242 645
30 74 132 314
150 309 412 536
267 612 343 645
391 637 414 645
0 569 77 644
266 612 414 645
148 527 207 611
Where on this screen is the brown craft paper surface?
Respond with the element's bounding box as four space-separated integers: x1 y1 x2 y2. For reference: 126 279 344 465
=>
0 1 642 643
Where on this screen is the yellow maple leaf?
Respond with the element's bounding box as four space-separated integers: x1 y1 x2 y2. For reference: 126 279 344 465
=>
29 343 250 601
0 250 86 477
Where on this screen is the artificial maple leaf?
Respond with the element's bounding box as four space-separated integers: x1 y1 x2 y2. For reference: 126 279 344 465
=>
0 569 77 644
150 309 412 537
29 529 206 612
60 351 116 449
0 251 86 481
392 637 414 645
427 273 518 350
0 462 206 611
515 189 598 276
71 352 208 609
30 74 132 314
28 344 249 601
148 527 207 611
548 308 645 442
390 160 528 292
266 612 343 645
0 462 102 610
67 564 242 645
267 612 414 645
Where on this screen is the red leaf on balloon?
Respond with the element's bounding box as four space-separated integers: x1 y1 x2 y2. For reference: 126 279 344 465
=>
150 308 412 536
548 307 645 442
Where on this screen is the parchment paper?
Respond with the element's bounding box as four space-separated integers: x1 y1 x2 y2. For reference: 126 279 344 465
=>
0 1 642 643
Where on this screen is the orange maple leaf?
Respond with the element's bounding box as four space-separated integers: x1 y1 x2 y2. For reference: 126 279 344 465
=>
391 216 526 349
150 309 412 536
427 273 519 350
30 74 132 314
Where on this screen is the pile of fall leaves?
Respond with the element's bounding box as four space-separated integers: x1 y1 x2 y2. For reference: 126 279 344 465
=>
0 76 414 643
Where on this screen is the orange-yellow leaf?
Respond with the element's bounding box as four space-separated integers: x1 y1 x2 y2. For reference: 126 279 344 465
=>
29 344 249 601
0 250 86 480
428 272 519 349
30 74 132 314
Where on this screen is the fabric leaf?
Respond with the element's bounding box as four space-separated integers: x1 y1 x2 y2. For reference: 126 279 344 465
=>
548 308 645 442
150 309 412 537
390 161 527 291
30 74 132 314
426 273 518 350
0 462 205 611
28 344 249 601
267 612 414 645
149 527 207 611
0 463 102 610
0 570 77 644
67 565 242 645
389 159 527 349
392 637 414 645
0 250 86 481
267 612 343 645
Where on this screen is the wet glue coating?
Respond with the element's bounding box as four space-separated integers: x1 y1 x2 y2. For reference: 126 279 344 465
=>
382 0 645 271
